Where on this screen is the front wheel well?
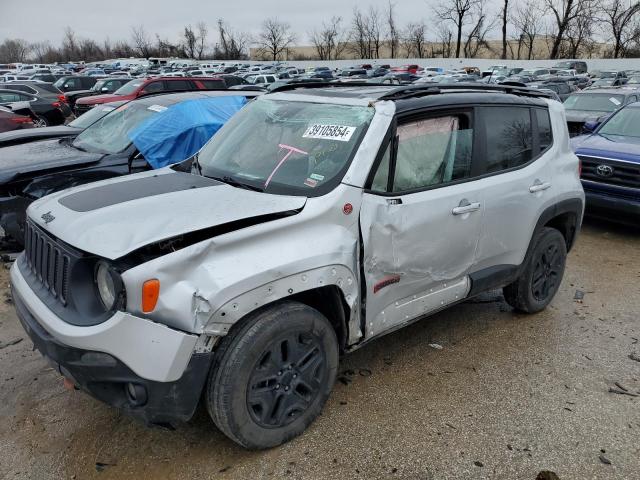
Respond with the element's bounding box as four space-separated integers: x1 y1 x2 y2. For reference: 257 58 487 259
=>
288 286 350 353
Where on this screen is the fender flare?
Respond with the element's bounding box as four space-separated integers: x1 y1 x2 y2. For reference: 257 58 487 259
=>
203 265 360 341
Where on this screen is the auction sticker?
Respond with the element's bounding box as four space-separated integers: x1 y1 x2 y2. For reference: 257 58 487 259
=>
148 105 168 113
303 124 356 142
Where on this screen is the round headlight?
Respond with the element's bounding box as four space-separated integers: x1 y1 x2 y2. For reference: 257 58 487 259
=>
95 261 116 310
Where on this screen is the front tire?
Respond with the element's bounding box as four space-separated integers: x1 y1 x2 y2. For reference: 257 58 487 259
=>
206 301 338 449
503 227 567 313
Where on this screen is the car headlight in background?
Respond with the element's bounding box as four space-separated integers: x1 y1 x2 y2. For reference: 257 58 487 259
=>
95 261 118 310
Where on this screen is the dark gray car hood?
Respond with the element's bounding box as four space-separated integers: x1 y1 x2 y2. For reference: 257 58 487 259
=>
565 109 611 123
0 125 79 148
0 138 104 184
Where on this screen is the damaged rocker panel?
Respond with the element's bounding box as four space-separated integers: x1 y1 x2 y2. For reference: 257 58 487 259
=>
368 277 470 337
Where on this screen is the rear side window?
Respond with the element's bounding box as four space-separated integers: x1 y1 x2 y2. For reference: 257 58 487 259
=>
199 79 225 89
482 107 532 173
536 108 553 151
165 80 191 91
392 113 473 192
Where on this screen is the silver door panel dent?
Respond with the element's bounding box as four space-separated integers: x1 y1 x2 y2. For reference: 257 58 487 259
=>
368 277 470 336
122 184 363 339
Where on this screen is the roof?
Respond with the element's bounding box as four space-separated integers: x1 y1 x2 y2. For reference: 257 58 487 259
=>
130 90 261 107
267 82 551 111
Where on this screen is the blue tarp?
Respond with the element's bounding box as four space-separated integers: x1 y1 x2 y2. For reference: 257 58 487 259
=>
128 96 246 169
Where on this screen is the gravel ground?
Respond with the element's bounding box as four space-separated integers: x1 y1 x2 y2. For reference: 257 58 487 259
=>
0 218 638 480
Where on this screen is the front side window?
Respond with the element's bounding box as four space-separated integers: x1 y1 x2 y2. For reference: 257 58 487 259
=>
482 107 532 173
114 80 143 95
392 114 473 192
143 81 165 93
198 98 374 196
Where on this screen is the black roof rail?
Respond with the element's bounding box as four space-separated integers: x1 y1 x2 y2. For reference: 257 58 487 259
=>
267 81 395 94
378 83 554 100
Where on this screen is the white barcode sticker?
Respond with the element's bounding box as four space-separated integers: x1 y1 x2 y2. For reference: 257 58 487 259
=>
303 124 356 142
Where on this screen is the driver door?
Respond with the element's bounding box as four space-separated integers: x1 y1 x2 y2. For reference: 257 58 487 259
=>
360 109 484 338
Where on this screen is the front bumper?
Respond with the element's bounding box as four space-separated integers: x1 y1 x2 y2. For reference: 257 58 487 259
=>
584 189 640 223
11 261 212 424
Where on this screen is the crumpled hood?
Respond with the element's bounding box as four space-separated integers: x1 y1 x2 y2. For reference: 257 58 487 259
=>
27 169 307 260
0 138 103 184
565 109 611 123
573 133 640 162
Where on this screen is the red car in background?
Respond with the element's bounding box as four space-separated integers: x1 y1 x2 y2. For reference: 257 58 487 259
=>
0 106 34 133
391 64 423 74
74 77 227 115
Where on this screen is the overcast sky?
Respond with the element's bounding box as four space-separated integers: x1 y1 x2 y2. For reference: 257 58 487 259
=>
1 0 437 46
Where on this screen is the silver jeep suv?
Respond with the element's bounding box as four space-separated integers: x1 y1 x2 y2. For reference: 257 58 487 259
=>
11 84 584 449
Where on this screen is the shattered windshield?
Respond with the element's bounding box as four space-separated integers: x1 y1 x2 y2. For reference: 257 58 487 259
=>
72 102 159 154
198 98 374 196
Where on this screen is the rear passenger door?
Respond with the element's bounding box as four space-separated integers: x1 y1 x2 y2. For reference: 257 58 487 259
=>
473 105 557 272
360 109 485 337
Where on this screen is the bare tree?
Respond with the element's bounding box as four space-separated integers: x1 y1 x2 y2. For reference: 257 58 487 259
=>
563 2 598 57
501 0 510 59
405 22 427 58
0 39 31 63
599 0 640 58
215 19 250 60
310 16 346 60
61 27 78 60
183 25 198 58
434 0 479 57
349 7 370 58
131 25 153 58
511 0 543 60
436 24 455 57
386 1 400 58
545 0 598 59
256 18 295 61
196 22 208 59
463 1 497 57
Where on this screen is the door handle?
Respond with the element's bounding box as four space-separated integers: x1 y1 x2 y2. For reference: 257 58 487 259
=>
452 202 481 215
529 181 551 193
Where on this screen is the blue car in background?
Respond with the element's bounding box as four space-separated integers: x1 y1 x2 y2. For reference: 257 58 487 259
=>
571 103 640 224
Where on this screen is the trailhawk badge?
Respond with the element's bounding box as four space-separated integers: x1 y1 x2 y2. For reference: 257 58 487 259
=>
41 211 55 224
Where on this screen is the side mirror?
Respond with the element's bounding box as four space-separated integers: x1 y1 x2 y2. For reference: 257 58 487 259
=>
101 87 109 93
582 120 600 133
137 89 148 96
63 84 70 90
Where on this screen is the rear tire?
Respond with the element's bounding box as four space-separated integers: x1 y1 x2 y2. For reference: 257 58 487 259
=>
33 116 49 128
206 301 338 449
503 227 567 313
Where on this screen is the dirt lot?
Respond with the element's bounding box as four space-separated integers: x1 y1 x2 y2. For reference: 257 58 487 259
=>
0 218 638 480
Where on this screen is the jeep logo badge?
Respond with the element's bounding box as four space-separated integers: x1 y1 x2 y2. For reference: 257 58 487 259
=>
596 164 614 177
41 212 55 224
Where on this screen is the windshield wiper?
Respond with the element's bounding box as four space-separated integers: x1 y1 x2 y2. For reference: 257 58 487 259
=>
211 175 263 192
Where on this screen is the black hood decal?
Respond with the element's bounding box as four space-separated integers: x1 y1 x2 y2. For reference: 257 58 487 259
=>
59 172 222 212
